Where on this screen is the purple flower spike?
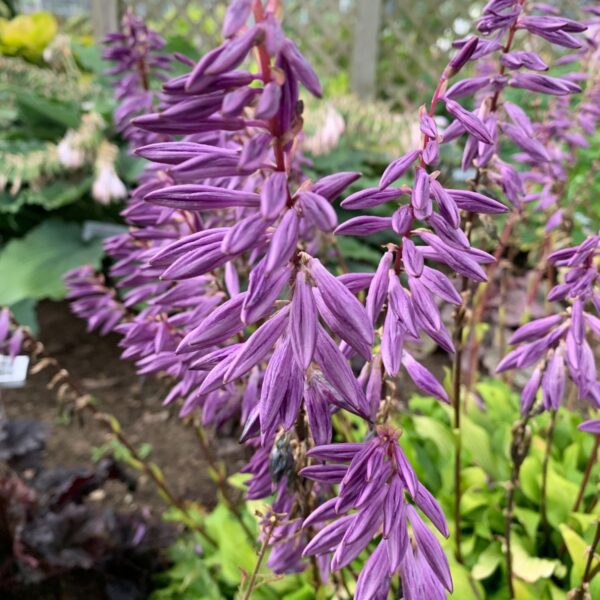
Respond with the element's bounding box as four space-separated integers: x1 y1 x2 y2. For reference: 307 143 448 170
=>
407 506 453 592
412 168 432 220
402 352 449 403
261 171 289 219
355 542 391 600
265 208 299 273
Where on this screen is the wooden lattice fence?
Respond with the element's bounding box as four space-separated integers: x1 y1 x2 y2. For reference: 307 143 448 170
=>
19 0 591 109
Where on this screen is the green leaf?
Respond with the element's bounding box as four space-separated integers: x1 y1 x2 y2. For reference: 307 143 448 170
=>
0 218 104 305
511 536 562 583
7 84 81 131
472 541 502 580
412 415 454 457
204 503 257 585
447 552 484 598
514 507 540 543
23 176 92 210
559 524 599 589
545 467 579 529
461 413 499 478
520 455 542 502
71 41 106 75
9 297 37 334
335 237 381 268
281 584 315 600
227 472 251 490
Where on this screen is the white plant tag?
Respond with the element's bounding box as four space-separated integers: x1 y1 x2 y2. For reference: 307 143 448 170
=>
0 355 29 388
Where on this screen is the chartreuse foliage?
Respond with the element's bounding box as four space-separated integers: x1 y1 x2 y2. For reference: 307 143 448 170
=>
151 380 598 599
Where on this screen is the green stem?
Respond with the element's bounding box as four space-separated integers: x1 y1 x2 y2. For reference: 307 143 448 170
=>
573 436 599 514
540 410 557 549
505 413 533 599
241 515 277 600
574 519 600 600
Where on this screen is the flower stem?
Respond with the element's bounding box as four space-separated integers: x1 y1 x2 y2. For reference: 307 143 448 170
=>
241 515 277 600
505 412 533 598
573 519 600 600
573 436 599 514
540 409 558 549
451 285 468 564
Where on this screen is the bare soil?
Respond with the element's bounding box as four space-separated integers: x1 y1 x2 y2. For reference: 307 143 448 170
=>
3 300 246 512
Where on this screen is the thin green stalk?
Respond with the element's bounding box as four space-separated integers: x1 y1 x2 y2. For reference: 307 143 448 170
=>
573 437 599 514
241 515 277 600
573 519 600 600
540 410 558 549
505 413 533 599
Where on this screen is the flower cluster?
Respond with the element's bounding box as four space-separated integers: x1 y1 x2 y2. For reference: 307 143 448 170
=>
103 9 171 148
63 0 596 597
64 266 126 336
301 427 451 597
498 236 599 415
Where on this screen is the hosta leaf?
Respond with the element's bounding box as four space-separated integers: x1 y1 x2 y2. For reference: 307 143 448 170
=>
545 468 579 529
412 415 454 458
204 503 256 585
559 524 600 588
0 218 104 305
335 237 381 268
520 455 542 502
446 550 484 598
511 536 562 583
22 177 92 210
472 541 502 580
514 507 540 543
461 413 500 479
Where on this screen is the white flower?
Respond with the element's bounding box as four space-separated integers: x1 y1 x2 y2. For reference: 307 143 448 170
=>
92 141 127 205
57 133 85 168
92 163 127 205
304 104 345 155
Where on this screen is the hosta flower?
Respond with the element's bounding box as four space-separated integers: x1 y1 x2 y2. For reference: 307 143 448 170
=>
302 427 451 598
498 236 600 413
92 142 127 205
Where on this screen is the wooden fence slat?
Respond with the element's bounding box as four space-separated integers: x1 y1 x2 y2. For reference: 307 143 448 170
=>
350 0 383 99
91 0 120 41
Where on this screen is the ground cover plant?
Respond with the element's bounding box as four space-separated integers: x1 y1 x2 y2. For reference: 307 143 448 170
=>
1 1 600 598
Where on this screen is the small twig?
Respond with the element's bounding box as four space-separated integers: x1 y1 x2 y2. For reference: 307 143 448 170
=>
241 514 277 600
330 236 350 275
